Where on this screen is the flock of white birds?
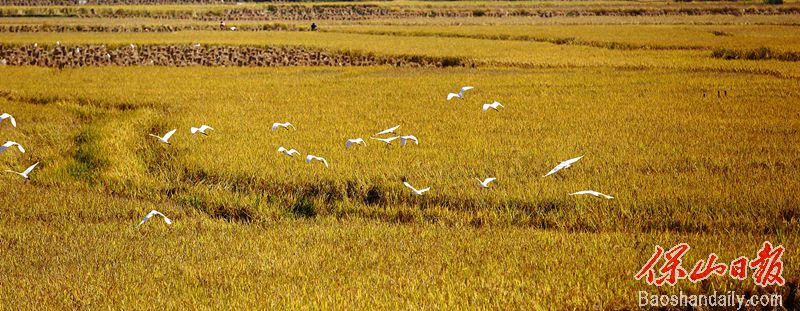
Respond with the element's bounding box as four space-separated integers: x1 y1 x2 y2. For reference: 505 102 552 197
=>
1 85 613 227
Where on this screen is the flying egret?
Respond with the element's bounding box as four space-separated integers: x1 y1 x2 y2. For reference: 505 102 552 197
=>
476 177 497 188
447 86 474 101
569 190 614 200
370 136 399 145
306 155 329 167
403 181 430 196
272 122 295 131
5 162 38 180
543 155 583 177
137 210 173 227
277 146 300 157
346 138 366 149
0 141 25 154
149 129 177 145
0 113 16 127
482 101 505 112
399 135 419 146
373 125 400 136
190 125 214 135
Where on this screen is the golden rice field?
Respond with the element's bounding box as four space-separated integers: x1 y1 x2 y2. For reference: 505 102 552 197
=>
0 1 798 309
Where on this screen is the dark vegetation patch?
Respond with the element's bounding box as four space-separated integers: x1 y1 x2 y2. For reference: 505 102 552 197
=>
712 46 800 62
710 30 733 36
0 43 475 68
1 4 799 20
0 23 299 33
291 198 317 218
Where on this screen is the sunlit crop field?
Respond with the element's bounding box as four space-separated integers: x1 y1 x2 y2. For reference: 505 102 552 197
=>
0 2 798 309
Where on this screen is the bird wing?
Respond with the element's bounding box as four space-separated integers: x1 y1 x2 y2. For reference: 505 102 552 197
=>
148 134 162 140
200 125 213 131
160 212 173 224
305 155 314 163
482 104 490 111
461 86 474 92
417 187 430 194
137 210 157 226
543 164 563 177
400 136 417 146
565 156 584 165
402 182 417 192
321 158 329 167
21 162 38 176
0 114 15 127
371 137 397 143
162 129 177 141
375 125 399 136
288 149 300 156
484 177 497 185
271 123 280 131
447 93 459 100
190 127 199 134
2 141 23 153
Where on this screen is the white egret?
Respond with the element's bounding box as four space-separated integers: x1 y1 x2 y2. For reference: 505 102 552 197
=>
277 146 300 157
190 125 214 135
543 156 583 177
399 135 419 146
272 122 295 131
447 86 474 101
0 141 24 154
5 162 38 180
476 177 497 188
482 101 505 112
137 210 173 227
306 155 329 167
403 181 430 196
149 129 177 145
346 138 366 149
370 136 399 145
373 125 400 136
570 190 614 200
0 113 16 127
